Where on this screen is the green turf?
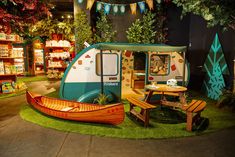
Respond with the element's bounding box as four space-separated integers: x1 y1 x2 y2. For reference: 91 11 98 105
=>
20 91 235 139
17 75 48 82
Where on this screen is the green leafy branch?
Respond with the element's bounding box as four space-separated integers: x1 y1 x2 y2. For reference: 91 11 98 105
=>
172 0 235 31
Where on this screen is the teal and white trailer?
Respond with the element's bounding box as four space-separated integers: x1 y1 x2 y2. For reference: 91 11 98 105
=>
59 43 189 103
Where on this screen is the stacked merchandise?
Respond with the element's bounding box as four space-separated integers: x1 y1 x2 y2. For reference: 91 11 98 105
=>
46 40 71 47
0 44 9 57
1 81 15 93
0 60 4 75
48 51 70 68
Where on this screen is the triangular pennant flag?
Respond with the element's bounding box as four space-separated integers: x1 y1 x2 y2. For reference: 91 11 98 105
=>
104 3 111 14
157 0 161 4
113 5 119 14
86 0 95 10
146 0 153 10
202 33 230 100
77 0 83 4
130 3 137 15
96 2 102 11
120 5 125 14
138 2 146 13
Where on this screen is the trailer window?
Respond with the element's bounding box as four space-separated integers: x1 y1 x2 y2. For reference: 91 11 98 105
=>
96 53 118 76
150 54 170 75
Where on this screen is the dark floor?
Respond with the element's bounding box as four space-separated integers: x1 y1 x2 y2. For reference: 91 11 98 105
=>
0 81 235 157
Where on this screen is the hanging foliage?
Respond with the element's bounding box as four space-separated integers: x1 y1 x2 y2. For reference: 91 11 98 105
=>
94 11 117 43
172 0 235 31
74 11 93 52
0 0 52 35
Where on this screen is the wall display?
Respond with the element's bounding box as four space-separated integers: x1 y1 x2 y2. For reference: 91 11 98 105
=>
0 33 25 94
0 34 24 76
202 33 229 100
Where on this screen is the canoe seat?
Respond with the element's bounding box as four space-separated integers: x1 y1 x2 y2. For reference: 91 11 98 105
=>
126 97 156 127
182 99 207 131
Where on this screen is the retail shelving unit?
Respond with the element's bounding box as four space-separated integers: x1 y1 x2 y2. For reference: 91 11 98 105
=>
45 40 71 79
0 33 24 93
32 37 46 75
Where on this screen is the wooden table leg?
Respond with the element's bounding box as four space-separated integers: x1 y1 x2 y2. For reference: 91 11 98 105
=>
179 92 187 108
144 90 153 103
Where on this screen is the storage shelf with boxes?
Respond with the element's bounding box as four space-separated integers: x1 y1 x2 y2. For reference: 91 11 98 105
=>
0 33 25 94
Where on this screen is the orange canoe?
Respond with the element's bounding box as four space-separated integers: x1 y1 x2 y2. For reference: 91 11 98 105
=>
26 91 125 125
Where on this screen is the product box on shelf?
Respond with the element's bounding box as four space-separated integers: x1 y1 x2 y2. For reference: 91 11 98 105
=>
0 60 4 75
12 48 23 57
0 33 6 40
4 63 11 74
15 64 24 74
6 35 16 41
1 81 15 93
0 44 9 57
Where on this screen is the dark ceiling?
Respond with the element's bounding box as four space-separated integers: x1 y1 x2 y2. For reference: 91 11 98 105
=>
49 0 74 20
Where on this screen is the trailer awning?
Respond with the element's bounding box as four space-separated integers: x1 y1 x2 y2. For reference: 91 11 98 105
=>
96 43 187 52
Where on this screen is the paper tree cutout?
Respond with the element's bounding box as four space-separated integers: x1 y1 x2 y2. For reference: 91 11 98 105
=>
202 33 229 100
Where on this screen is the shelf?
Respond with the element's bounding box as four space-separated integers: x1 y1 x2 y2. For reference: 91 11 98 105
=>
47 66 67 69
45 46 70 48
0 73 23 76
0 39 23 43
0 57 25 59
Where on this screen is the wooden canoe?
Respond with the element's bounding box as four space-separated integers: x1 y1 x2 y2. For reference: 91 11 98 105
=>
26 91 125 125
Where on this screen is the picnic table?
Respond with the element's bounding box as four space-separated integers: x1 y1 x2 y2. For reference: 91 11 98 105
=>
145 84 188 108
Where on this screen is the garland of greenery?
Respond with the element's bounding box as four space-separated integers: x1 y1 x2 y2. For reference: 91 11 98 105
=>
172 0 235 31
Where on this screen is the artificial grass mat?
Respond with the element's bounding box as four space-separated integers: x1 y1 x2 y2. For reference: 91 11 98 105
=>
20 91 235 139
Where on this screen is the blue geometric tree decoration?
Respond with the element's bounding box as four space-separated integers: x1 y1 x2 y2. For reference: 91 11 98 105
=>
202 33 230 100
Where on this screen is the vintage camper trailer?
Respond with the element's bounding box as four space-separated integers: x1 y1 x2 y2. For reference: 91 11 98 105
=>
59 43 189 103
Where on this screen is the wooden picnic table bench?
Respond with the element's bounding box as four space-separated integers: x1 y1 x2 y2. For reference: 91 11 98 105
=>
126 97 156 127
182 99 207 131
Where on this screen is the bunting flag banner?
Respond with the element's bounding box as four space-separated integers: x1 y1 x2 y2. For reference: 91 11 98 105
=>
96 2 102 11
85 1 146 15
146 0 153 10
86 0 95 10
104 3 111 14
77 0 83 4
130 3 137 15
138 2 146 13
